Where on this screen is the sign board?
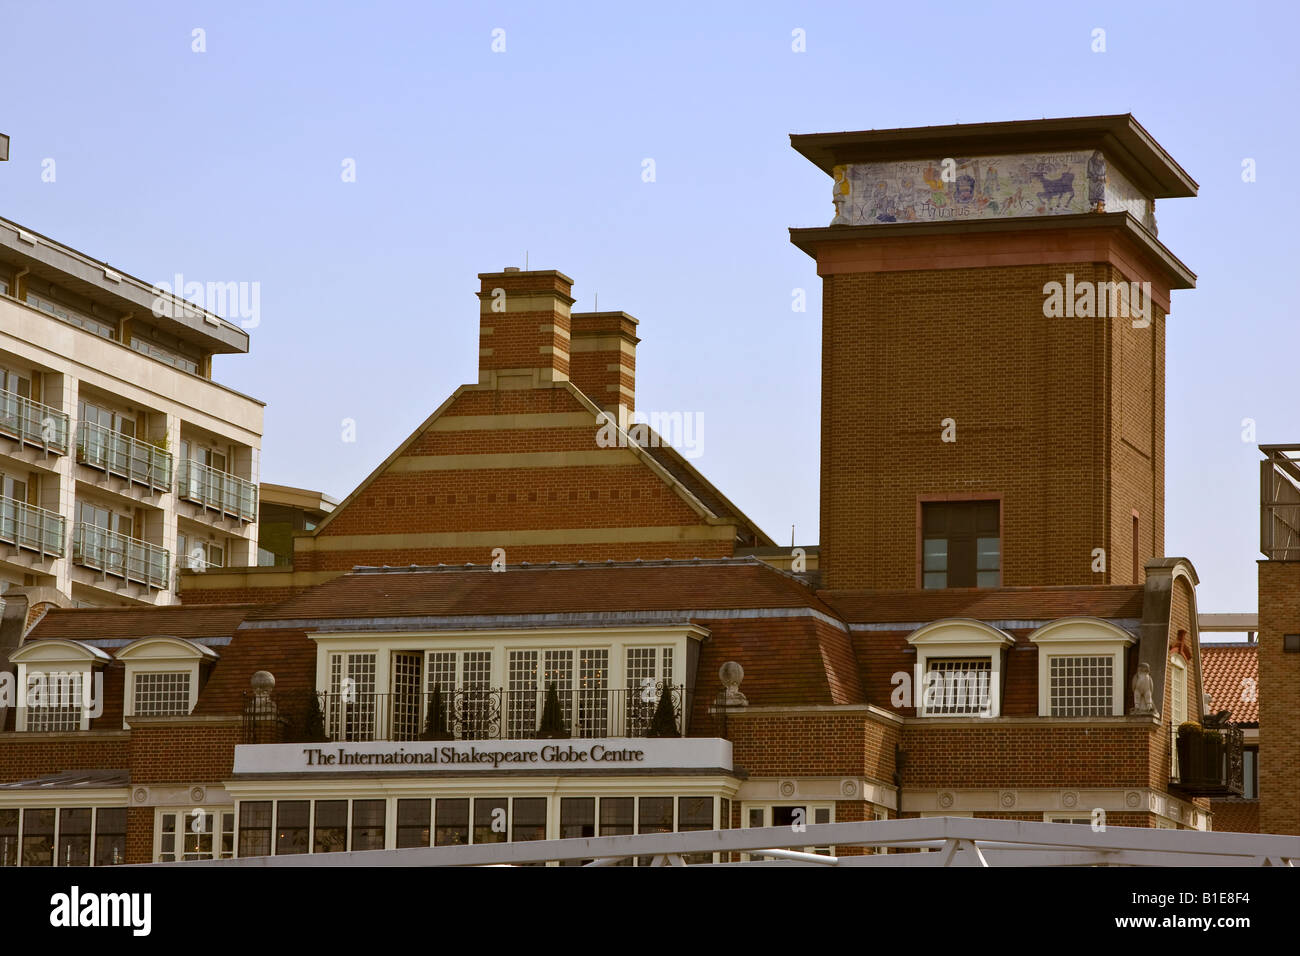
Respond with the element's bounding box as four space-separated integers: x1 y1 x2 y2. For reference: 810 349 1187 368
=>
234 737 733 775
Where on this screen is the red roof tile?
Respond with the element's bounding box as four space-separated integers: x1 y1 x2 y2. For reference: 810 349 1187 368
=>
1201 644 1258 724
246 559 836 621
25 604 257 643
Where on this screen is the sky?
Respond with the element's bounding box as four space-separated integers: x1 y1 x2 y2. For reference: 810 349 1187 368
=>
0 0 1295 615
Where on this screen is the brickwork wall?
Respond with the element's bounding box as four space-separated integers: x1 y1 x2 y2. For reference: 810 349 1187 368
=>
819 261 1164 589
1259 560 1300 834
726 711 899 782
0 733 129 783
128 724 240 784
1211 799 1259 833
126 806 153 865
901 722 1153 789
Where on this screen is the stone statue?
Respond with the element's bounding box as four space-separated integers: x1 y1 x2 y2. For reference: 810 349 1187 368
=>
1131 662 1155 714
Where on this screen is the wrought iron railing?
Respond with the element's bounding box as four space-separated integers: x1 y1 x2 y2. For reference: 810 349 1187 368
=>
72 523 169 589
76 421 172 491
177 458 257 522
241 685 691 745
0 391 69 453
0 496 65 557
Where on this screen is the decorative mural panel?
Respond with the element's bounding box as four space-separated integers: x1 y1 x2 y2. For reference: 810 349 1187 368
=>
830 150 1157 234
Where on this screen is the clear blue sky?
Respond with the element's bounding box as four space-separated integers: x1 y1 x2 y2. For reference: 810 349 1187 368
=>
1 0 1295 615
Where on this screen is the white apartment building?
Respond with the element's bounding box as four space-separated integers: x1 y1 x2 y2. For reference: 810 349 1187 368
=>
0 216 263 607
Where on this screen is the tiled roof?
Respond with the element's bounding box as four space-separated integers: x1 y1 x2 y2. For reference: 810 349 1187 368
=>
25 603 256 644
819 585 1146 624
1201 644 1258 725
245 558 836 622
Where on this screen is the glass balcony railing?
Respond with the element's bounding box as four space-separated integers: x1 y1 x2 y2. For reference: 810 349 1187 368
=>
72 523 169 590
76 421 172 492
0 391 69 453
0 496 66 557
177 458 257 522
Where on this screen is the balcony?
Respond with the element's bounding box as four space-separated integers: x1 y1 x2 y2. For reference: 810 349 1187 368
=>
71 523 169 590
1170 720 1244 798
177 458 257 522
0 496 66 558
0 392 69 454
243 686 692 745
76 421 172 493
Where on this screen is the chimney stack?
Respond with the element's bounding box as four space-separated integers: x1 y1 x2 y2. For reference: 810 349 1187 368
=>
476 268 575 389
569 311 639 427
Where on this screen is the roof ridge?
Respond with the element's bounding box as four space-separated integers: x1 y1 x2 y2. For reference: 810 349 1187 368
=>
347 556 769 575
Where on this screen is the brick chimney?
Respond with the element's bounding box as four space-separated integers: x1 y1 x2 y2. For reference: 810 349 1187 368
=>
569 311 639 427
476 268 575 388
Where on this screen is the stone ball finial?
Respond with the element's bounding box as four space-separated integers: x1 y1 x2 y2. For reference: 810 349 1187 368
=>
251 671 276 696
718 661 747 707
719 661 744 688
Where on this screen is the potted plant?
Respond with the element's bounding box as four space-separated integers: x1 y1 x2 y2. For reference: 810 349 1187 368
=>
647 683 680 738
535 682 570 739
304 691 328 743
421 683 453 741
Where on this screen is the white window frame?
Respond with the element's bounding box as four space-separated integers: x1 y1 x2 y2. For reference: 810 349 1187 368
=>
741 802 836 856
154 807 236 863
1029 618 1136 718
8 640 108 732
116 636 216 728
907 619 1014 718
1170 654 1188 777
310 626 704 740
0 801 129 867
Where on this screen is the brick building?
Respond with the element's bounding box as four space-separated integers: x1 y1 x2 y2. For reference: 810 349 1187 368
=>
0 114 1275 867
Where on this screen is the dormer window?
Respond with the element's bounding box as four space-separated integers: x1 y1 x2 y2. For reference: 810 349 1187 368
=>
8 640 110 732
906 619 1015 717
1029 618 1135 717
115 636 217 727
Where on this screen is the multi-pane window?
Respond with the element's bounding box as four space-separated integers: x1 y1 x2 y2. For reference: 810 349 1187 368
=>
625 647 675 735
922 500 1000 588
27 292 116 338
1170 655 1188 777
1048 655 1114 716
577 649 609 737
25 671 84 731
507 650 540 737
351 800 386 851
327 652 376 741
313 800 347 853
237 801 272 858
0 808 128 867
177 533 225 571
389 652 422 741
461 651 493 738
276 801 309 855
94 808 127 866
397 799 431 849
133 671 191 717
925 658 992 715
157 809 234 862
130 336 199 374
